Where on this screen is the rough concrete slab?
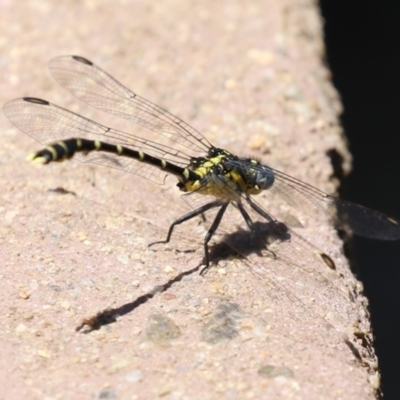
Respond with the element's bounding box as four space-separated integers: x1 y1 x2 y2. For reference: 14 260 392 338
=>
1 1 378 399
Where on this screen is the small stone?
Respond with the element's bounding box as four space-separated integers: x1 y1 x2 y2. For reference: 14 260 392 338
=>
217 268 226 275
97 389 117 399
117 253 130 265
162 293 177 300
224 79 237 89
249 134 265 150
124 370 143 383
19 291 30 299
15 324 27 334
37 349 51 358
60 301 71 310
368 373 380 389
247 49 274 65
258 365 294 379
201 303 242 343
146 314 181 344
164 265 175 273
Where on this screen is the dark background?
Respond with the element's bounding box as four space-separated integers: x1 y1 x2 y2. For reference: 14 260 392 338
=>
319 1 400 398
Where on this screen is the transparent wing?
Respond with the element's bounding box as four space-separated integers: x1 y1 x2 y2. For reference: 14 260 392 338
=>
3 97 193 184
270 167 400 240
48 55 212 155
178 185 353 338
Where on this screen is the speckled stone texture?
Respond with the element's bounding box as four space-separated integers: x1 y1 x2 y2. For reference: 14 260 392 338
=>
1 1 379 399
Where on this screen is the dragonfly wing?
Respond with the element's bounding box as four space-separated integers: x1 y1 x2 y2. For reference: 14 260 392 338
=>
3 97 191 184
264 167 400 240
49 55 211 155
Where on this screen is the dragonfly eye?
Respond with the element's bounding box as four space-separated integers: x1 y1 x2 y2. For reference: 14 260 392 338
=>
255 165 274 190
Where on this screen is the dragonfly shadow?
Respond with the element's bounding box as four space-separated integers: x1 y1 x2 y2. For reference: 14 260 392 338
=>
75 221 291 333
75 263 202 333
209 220 292 263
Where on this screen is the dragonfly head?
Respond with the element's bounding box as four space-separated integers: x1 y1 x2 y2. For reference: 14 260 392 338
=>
253 164 275 190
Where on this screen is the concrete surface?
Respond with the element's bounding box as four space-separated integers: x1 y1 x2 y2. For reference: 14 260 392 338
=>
0 1 379 399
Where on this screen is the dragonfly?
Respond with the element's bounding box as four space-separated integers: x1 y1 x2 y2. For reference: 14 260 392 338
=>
3 55 400 276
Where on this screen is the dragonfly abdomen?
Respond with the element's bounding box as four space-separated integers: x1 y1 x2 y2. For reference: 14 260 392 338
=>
26 136 202 186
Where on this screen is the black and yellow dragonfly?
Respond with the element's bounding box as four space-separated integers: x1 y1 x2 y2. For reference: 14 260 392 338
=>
3 55 400 273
